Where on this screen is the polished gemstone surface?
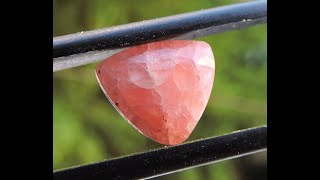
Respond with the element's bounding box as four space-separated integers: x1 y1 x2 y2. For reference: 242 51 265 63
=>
96 40 215 145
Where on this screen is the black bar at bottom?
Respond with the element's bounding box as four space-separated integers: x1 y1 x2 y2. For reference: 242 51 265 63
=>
53 126 267 180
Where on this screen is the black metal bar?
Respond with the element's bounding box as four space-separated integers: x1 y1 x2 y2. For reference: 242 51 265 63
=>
53 126 267 180
53 0 267 72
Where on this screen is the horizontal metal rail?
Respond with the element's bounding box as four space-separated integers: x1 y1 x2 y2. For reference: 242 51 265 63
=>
53 126 267 180
53 0 267 72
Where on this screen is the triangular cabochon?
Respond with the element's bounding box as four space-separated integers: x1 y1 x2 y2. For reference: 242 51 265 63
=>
96 40 215 145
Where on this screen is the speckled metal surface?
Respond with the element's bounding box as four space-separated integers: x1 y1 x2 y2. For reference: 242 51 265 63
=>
53 1 267 72
53 126 267 180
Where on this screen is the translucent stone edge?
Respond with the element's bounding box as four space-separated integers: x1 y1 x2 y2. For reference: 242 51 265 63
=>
94 70 148 138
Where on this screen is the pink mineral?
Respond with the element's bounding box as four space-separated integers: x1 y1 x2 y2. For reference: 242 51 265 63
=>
96 40 215 145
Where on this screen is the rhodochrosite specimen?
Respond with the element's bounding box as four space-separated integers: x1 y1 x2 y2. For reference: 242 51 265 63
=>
95 40 215 145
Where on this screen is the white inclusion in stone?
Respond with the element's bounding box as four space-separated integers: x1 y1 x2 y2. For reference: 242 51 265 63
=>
193 44 215 69
186 120 195 133
175 44 195 59
128 54 154 89
147 49 175 87
197 54 215 68
129 68 154 89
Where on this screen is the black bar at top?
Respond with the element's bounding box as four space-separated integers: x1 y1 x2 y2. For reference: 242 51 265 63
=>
53 126 267 180
53 1 267 58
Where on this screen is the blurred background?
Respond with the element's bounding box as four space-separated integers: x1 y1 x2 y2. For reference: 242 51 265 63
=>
53 0 267 179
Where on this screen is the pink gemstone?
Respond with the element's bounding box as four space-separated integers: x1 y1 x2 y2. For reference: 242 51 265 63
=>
96 40 215 145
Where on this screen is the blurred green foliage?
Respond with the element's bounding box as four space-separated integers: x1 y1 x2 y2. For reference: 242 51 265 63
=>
53 0 266 179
